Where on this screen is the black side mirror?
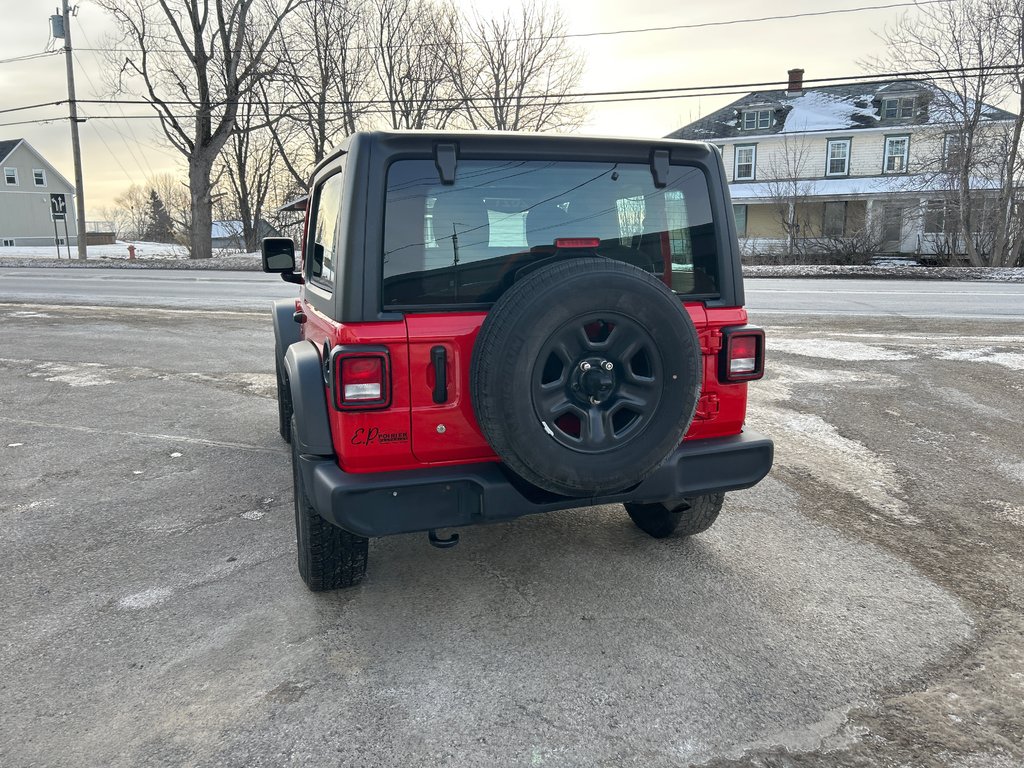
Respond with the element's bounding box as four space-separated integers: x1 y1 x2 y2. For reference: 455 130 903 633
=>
261 237 304 284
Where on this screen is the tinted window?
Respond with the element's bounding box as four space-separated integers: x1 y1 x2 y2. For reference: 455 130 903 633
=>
382 159 719 307
307 171 344 289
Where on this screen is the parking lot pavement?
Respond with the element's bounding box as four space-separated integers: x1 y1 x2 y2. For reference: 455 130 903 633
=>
1 304 1021 767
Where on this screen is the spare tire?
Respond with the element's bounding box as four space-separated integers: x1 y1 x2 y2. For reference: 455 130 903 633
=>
470 257 701 497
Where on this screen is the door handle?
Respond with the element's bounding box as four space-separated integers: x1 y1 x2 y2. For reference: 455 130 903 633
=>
431 346 448 404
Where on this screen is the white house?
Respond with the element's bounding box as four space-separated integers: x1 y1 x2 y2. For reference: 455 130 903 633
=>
0 139 78 247
667 69 1017 258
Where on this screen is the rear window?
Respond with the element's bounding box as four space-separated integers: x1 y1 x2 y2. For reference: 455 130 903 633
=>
382 159 720 307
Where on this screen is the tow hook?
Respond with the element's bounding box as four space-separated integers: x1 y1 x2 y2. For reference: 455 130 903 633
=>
428 529 460 549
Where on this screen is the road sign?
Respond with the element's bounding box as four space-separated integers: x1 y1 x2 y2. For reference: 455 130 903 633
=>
51 193 67 220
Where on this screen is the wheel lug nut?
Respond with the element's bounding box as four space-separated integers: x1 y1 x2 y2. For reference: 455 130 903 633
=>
580 362 591 371
602 361 613 371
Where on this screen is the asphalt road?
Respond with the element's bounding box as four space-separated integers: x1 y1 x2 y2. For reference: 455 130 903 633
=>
746 278 1024 319
1 267 1023 317
1 299 1022 766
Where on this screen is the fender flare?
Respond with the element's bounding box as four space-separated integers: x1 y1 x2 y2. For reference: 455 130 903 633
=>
284 341 334 456
271 298 302 362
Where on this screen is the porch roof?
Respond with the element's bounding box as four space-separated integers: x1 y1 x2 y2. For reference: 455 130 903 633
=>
729 174 999 202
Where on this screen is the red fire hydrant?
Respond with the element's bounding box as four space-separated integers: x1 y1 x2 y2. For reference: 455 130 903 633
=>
127 244 136 260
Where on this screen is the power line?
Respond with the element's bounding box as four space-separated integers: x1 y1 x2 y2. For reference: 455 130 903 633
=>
3 62 1019 130
0 50 62 65
6 63 1020 118
560 0 954 39
69 0 954 55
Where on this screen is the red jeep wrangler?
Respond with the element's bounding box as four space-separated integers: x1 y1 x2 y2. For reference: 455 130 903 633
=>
263 131 773 591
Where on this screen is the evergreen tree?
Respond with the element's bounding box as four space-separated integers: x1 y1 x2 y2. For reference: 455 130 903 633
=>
144 190 175 242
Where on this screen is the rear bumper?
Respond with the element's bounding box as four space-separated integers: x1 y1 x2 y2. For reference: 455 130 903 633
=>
301 430 773 538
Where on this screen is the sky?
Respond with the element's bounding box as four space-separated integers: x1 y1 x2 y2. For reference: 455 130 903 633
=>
0 0 949 213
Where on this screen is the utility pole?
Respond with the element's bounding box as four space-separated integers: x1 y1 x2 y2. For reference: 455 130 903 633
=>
54 1 88 260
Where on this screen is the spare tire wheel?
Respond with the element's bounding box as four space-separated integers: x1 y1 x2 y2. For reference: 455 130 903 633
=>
470 257 701 497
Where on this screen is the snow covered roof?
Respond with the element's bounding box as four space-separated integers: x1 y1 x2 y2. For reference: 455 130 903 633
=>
669 79 1016 141
211 220 244 239
729 174 1000 201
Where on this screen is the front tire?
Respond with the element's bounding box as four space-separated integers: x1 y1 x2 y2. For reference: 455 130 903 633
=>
625 493 725 538
291 417 368 590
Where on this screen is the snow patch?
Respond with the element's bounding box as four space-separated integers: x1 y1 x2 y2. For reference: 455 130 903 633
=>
983 500 1024 527
771 338 913 362
118 587 174 610
27 361 115 387
7 310 55 318
749 405 919 525
936 348 1024 370
240 510 265 521
780 91 879 133
747 363 914 524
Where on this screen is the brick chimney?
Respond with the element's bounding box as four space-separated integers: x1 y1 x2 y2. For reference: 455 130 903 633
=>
787 68 805 95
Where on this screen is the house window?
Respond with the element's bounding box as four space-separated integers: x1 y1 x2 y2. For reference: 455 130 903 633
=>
882 97 915 119
33 169 46 187
741 109 773 131
822 202 847 236
923 200 945 233
884 136 909 173
733 204 748 237
2 239 14 247
4 167 17 185
943 132 965 169
826 139 851 176
734 145 756 181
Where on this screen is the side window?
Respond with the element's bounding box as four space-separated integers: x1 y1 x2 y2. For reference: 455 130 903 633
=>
307 171 344 289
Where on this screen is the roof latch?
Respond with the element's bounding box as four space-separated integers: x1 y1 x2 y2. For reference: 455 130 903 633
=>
435 143 458 185
650 149 669 188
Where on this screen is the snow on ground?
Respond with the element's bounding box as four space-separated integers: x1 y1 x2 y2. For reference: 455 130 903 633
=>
743 264 1024 282
746 360 917 525
0 242 261 270
935 348 1024 371
770 338 913 362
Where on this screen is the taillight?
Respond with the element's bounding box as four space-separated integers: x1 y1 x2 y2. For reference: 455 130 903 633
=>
330 347 390 410
719 327 765 382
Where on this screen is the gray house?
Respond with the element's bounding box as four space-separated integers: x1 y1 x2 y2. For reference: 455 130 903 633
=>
0 139 78 247
211 219 279 250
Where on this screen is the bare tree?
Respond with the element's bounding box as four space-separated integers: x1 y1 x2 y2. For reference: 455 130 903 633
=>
446 0 585 132
875 0 1024 267
270 0 373 188
218 99 278 252
370 0 462 129
99 0 307 258
759 135 819 258
110 184 151 240
148 172 193 241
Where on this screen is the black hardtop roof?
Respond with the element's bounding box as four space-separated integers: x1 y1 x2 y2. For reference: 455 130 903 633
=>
315 129 716 176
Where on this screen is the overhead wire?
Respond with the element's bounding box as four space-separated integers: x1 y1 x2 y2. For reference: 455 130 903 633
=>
3 62 1021 128
65 0 955 55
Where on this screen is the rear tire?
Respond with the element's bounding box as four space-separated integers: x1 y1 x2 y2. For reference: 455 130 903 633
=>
625 493 725 539
291 417 368 591
276 356 292 443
